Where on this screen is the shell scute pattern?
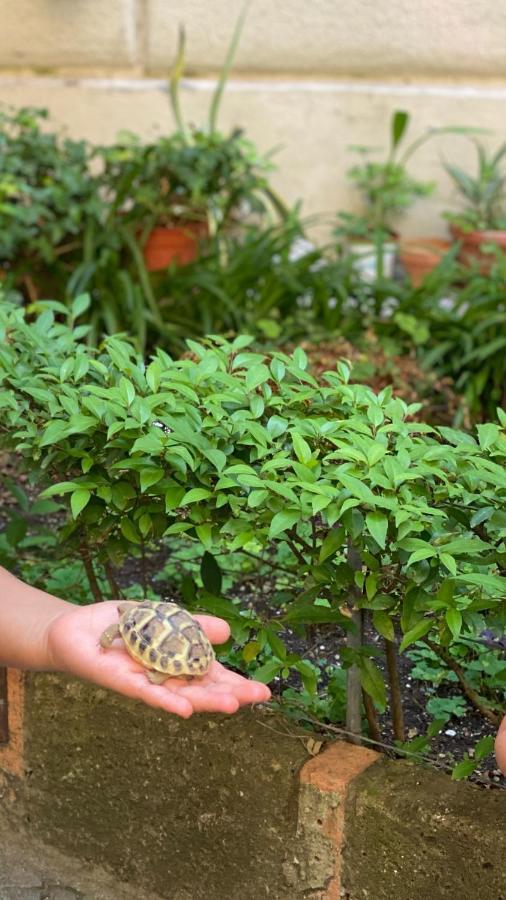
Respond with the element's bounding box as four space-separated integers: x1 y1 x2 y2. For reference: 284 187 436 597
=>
119 600 214 677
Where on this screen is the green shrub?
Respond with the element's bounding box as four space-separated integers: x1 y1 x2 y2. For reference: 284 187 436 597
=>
0 298 504 765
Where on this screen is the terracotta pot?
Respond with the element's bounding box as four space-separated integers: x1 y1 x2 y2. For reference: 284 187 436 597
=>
142 222 208 272
399 238 451 286
450 224 506 273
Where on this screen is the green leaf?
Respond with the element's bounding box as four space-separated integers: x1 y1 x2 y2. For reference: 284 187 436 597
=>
245 364 270 392
399 618 435 652
445 608 462 639
250 394 265 418
204 448 227 472
476 423 500 451
181 488 212 505
165 486 186 510
266 627 287 661
407 548 436 566
120 517 142 544
270 359 286 382
71 293 91 320
292 432 312 464
140 467 164 493
196 523 213 550
294 659 318 695
70 489 91 519
253 659 284 683
268 508 300 538
372 610 395 642
146 359 162 393
282 604 347 626
451 758 477 781
474 734 495 761
266 415 288 439
359 657 387 710
242 641 262 663
391 109 409 150
337 473 376 505
319 527 345 562
439 552 457 576
39 420 70 447
366 511 388 549
200 552 222 595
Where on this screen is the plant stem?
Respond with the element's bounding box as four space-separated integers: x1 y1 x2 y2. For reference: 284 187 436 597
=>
80 544 104 603
104 561 122 600
384 638 405 742
345 539 363 744
285 536 308 568
424 638 501 727
362 688 380 744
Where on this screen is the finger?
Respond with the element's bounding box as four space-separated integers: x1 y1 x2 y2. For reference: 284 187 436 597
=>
209 662 272 703
93 665 195 718
172 683 240 715
193 615 231 645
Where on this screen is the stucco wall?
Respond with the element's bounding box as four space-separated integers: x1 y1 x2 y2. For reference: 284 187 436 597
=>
1 1 506 237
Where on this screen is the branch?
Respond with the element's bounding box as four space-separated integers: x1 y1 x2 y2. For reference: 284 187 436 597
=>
424 638 501 727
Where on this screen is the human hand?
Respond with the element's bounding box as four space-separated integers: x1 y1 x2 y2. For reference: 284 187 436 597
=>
45 600 271 718
495 716 506 775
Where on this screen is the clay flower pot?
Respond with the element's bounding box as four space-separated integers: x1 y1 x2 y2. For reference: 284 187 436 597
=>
143 222 208 272
399 238 451 286
450 224 506 273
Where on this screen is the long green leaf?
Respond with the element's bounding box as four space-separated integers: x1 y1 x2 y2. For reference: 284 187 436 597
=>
209 1 251 132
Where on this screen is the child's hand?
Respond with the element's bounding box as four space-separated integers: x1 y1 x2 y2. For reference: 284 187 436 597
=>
495 716 506 775
45 601 270 718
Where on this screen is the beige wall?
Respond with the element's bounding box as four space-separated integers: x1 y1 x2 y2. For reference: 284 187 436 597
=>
1 1 506 238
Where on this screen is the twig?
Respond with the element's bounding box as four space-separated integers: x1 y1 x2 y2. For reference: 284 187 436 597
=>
424 638 501 727
362 688 381 744
276 701 505 790
79 543 104 603
104 561 123 600
346 538 363 744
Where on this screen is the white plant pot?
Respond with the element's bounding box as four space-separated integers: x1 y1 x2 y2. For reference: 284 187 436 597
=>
348 240 397 282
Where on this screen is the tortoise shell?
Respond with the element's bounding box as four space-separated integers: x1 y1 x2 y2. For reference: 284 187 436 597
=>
119 600 214 677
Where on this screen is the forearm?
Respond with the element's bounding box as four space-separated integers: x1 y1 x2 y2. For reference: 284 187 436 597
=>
0 566 70 670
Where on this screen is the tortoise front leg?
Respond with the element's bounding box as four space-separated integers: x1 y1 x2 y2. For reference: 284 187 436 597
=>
99 624 121 649
146 670 169 685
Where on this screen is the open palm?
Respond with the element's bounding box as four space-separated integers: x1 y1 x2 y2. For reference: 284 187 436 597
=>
46 601 271 718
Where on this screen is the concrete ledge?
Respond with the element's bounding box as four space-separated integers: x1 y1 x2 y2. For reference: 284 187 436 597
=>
342 758 506 900
1 671 504 900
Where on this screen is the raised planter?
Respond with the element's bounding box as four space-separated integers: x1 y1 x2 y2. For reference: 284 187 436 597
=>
399 238 451 286
1 670 505 900
142 222 208 272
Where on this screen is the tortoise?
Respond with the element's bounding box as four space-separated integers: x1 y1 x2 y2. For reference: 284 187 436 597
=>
99 600 215 684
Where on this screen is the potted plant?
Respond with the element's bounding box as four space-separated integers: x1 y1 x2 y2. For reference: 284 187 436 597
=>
0 106 103 300
335 111 436 280
107 9 285 273
443 141 506 272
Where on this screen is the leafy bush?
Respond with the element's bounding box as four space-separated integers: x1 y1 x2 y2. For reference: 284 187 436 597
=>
0 299 504 764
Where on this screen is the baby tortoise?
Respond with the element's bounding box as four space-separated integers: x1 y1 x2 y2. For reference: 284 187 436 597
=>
99 600 215 684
